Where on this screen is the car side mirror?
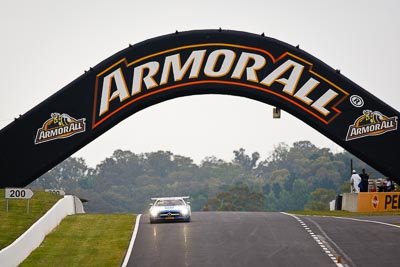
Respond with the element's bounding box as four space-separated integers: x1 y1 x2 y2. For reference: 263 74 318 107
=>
186 202 191 205
149 203 153 206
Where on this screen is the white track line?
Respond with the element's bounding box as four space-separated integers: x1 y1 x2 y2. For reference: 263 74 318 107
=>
281 212 344 267
330 216 400 228
121 214 142 267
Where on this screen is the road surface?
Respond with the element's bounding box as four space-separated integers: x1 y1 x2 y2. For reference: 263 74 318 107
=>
126 212 400 266
128 212 340 266
300 215 400 266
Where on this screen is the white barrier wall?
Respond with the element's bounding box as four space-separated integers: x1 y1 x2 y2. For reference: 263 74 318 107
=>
0 195 84 267
342 193 358 212
329 199 336 211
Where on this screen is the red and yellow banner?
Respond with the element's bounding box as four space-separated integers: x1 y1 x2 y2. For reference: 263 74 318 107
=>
357 192 400 212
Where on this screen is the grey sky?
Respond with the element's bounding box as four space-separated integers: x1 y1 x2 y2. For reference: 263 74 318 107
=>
1 0 399 167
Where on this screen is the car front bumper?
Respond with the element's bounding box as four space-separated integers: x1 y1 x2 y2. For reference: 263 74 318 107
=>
150 213 191 223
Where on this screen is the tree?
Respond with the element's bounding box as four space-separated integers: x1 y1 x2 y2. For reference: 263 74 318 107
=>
203 183 265 211
305 188 336 211
145 150 175 177
28 140 385 213
286 179 309 210
272 182 282 197
269 169 290 185
262 183 271 195
32 157 90 190
270 142 289 162
233 148 260 171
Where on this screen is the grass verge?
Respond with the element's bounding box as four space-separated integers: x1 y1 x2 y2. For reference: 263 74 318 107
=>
19 213 136 267
0 189 62 249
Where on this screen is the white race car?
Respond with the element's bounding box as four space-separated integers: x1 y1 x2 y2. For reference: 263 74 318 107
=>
149 196 191 223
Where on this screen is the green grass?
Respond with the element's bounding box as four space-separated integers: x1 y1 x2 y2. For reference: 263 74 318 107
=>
1 189 136 266
20 214 136 267
0 189 62 249
289 210 400 217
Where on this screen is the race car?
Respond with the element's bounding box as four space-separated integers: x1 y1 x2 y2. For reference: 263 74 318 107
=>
149 196 191 223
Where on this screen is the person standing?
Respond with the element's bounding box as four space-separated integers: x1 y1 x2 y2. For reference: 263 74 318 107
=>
359 169 370 192
386 178 394 192
350 170 362 193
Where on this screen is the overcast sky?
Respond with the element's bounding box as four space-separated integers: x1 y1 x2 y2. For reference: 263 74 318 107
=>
1 0 399 167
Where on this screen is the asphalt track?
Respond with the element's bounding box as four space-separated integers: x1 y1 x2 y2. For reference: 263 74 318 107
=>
300 215 400 267
126 212 400 267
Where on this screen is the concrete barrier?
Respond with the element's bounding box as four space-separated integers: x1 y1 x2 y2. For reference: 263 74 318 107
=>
342 193 359 212
329 199 336 211
0 195 84 267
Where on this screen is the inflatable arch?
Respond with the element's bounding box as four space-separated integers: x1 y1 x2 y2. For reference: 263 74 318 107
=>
0 30 399 187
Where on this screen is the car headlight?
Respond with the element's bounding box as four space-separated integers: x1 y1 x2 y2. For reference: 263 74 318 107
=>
150 208 158 217
181 207 189 216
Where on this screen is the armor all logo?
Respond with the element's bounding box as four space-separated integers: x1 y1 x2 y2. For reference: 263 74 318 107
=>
346 110 398 141
34 113 86 144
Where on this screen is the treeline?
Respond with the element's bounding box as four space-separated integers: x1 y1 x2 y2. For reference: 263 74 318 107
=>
29 141 381 213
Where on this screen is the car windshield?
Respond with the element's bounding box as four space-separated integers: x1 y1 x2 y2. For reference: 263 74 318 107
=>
155 199 184 206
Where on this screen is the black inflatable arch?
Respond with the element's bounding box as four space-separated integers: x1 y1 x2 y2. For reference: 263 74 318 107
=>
1 29 399 187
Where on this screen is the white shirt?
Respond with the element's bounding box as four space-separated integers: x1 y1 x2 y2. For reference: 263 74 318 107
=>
350 173 362 193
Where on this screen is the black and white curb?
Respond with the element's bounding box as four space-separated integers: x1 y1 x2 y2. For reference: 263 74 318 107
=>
281 212 344 267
